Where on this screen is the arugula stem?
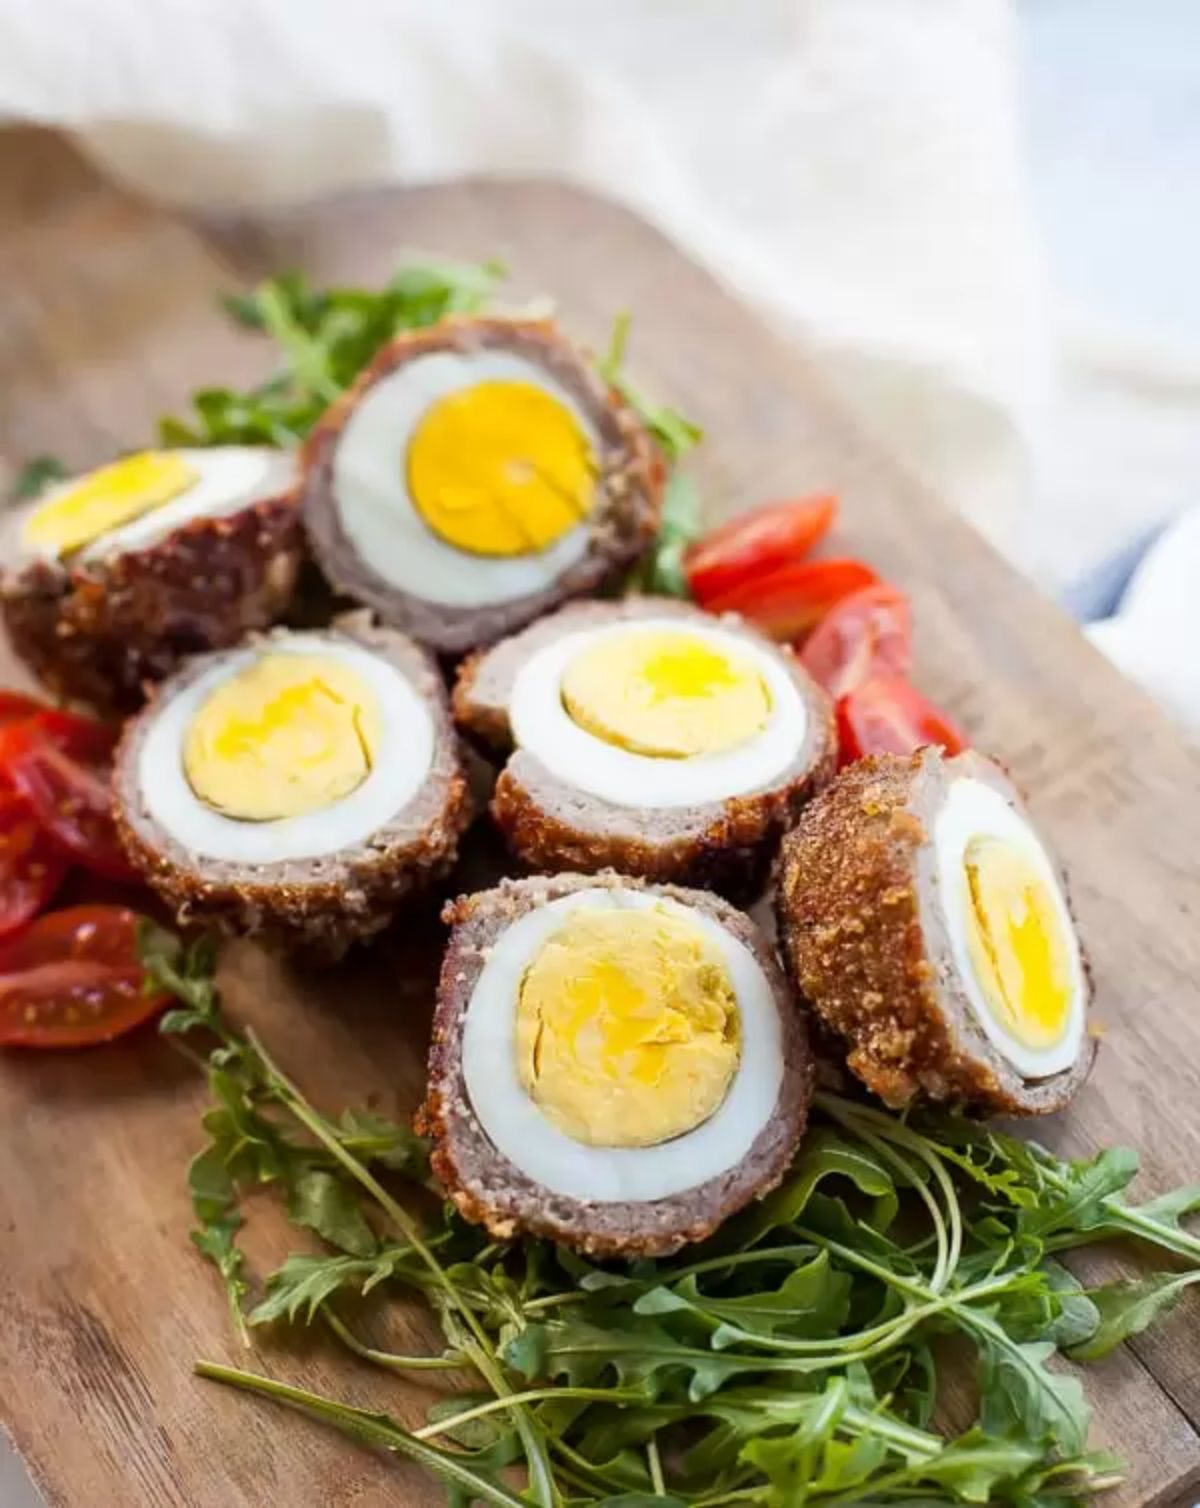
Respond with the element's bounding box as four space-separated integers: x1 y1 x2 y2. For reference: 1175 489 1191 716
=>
323 1309 466 1372
245 1030 560 1508
817 1095 958 1292
647 1436 666 1496
413 1387 645 1442
195 1361 527 1508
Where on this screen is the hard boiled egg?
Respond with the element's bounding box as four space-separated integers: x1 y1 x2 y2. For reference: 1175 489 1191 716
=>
301 319 662 653
419 873 812 1254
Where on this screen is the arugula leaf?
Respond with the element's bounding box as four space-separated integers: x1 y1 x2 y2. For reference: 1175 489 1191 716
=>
287 1169 377 1258
10 455 68 502
627 472 701 598
971 1323 1090 1457
159 258 506 447
597 312 702 464
1067 1271 1200 1361
249 1247 416 1326
335 1106 430 1179
1018 1145 1140 1241
192 1214 249 1347
636 1250 852 1347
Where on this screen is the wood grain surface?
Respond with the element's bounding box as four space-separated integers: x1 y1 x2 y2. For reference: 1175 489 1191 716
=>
0 128 1198 1508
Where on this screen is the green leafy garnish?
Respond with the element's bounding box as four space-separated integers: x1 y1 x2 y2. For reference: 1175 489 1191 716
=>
158 258 505 447
148 927 1200 1506
599 312 704 597
10 454 68 502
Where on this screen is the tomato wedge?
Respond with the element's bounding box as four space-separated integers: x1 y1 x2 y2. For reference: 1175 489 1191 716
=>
700 558 879 641
685 494 837 603
28 708 120 762
0 691 46 728
801 584 913 699
0 793 66 937
0 722 136 881
0 905 166 1048
836 674 967 767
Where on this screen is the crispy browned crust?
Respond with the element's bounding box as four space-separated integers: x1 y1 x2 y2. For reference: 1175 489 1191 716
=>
300 317 664 654
452 598 837 895
112 615 471 957
2 490 304 716
416 871 813 1257
774 749 1096 1116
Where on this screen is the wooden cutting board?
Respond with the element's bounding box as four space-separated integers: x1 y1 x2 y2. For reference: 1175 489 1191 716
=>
1 128 1199 1508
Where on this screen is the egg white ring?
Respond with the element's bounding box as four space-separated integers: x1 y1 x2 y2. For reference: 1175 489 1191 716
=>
508 616 808 809
933 777 1086 1080
331 351 602 609
18 447 296 566
460 886 785 1203
136 633 435 863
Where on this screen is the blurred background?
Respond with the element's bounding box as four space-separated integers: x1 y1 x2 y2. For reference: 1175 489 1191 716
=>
0 0 1197 733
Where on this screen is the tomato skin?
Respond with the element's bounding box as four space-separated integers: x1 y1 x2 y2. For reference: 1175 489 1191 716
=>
0 794 67 937
0 723 137 882
836 674 968 767
0 692 46 729
0 906 166 1049
800 584 913 699
28 708 120 762
700 558 879 641
685 495 837 604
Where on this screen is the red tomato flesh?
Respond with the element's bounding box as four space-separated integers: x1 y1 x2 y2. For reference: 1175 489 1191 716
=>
0 905 167 1048
701 558 879 641
685 494 837 604
0 691 47 729
0 722 136 881
801 583 913 699
0 794 67 937
836 674 968 767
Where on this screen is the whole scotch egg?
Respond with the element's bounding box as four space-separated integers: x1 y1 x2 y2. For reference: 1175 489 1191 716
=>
1 447 304 713
453 598 837 892
417 872 812 1256
113 617 469 954
775 748 1095 1115
300 318 662 654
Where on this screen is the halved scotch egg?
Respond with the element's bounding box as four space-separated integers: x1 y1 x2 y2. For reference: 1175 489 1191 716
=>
1 448 304 713
113 617 470 953
417 872 812 1256
300 318 663 654
775 748 1095 1115
453 598 837 892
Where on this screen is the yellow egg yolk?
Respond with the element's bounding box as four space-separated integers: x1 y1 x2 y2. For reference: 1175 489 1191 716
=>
964 836 1074 1051
406 379 596 557
22 451 199 558
561 628 773 758
183 654 383 821
515 906 741 1147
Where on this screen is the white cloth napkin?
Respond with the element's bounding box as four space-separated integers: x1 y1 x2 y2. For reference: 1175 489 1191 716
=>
2 0 1197 732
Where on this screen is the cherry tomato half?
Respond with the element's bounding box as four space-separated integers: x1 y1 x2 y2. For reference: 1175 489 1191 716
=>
836 674 968 767
801 583 913 699
0 905 167 1048
0 691 47 729
0 722 136 881
701 558 879 641
28 708 120 763
0 793 67 937
686 494 838 604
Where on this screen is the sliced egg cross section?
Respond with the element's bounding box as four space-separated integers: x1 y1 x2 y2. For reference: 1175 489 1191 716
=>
137 632 435 864
510 616 806 807
515 906 741 1147
332 350 602 608
461 887 783 1202
18 447 295 565
184 654 383 822
934 778 1085 1079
